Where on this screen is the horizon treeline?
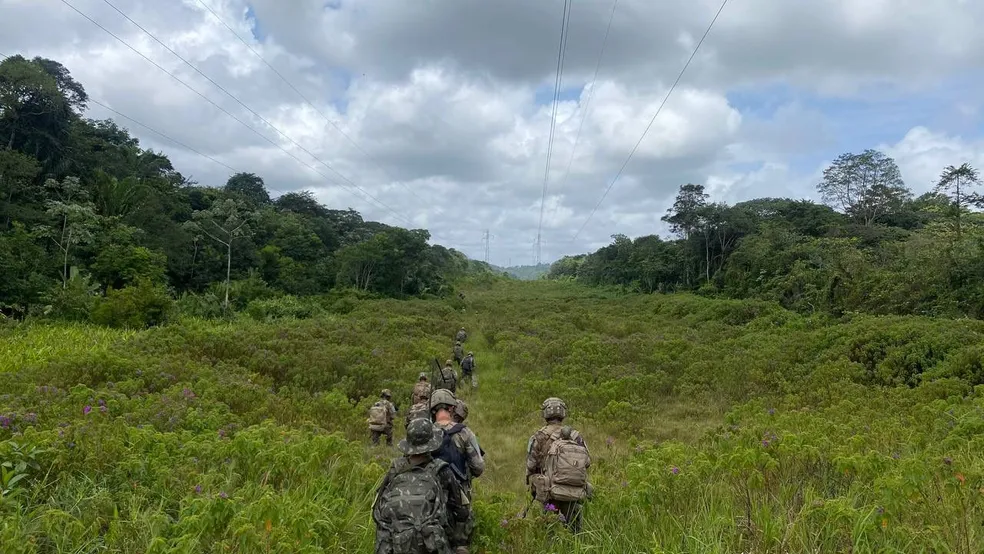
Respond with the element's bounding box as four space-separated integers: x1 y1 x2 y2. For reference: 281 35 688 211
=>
550 150 984 318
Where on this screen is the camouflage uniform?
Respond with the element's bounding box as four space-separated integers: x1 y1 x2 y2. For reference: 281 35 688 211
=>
455 329 467 343
373 419 469 554
459 354 476 388
526 399 589 532
369 398 397 446
435 363 457 393
405 401 431 428
452 343 464 366
412 377 433 405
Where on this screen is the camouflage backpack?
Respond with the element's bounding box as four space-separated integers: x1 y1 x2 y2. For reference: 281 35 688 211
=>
412 381 432 404
405 402 431 427
434 366 457 393
373 459 451 554
368 401 389 428
543 434 590 502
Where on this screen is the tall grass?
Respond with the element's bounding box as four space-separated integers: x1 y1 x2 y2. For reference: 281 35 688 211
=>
1 281 983 552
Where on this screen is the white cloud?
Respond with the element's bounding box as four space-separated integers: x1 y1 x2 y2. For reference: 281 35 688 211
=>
1 0 983 264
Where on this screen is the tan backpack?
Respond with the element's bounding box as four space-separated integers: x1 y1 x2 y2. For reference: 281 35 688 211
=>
368 401 389 428
412 382 432 404
543 438 590 502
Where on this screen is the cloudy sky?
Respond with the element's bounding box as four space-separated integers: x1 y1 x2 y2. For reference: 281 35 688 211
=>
2 0 984 265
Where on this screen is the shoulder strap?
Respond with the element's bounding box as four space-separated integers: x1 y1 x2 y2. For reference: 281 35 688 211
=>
446 423 465 436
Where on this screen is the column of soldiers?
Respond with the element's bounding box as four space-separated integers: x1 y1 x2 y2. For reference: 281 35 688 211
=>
370 327 591 554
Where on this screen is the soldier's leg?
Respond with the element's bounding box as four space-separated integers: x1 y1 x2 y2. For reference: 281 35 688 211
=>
383 426 393 446
471 372 477 388
370 429 380 445
557 501 583 532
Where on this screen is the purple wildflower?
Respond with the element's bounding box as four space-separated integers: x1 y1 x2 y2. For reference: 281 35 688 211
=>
500 519 509 527
0 415 10 429
762 440 770 448
97 399 106 407
99 405 108 414
25 413 37 424
195 485 202 494
544 503 557 512
83 405 92 415
943 457 953 466
767 407 776 415
671 466 680 475
219 491 228 499
558 513 567 523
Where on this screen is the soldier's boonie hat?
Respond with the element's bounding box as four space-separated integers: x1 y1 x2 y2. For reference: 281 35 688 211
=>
381 389 392 398
418 372 428 380
399 418 443 455
467 351 473 356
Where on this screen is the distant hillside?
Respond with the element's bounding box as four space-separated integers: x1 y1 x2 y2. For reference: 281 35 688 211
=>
492 263 551 280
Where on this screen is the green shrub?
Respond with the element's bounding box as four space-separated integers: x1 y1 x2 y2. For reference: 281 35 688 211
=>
91 280 173 328
245 296 322 320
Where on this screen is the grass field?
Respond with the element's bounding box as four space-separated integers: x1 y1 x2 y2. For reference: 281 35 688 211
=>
2 279 983 552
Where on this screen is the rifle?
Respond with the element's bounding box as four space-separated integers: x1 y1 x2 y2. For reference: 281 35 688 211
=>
518 492 536 519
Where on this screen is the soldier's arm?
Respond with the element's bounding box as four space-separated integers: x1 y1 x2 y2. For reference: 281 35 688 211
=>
573 431 591 467
463 431 485 478
439 466 470 523
525 434 540 477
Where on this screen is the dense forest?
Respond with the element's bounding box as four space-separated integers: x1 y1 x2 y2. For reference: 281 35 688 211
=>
550 152 984 318
0 55 489 325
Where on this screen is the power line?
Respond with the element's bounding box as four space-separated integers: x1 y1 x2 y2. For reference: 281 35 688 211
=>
1 52 238 173
550 0 618 227
60 0 411 226
535 0 573 264
1 54 477 251
571 0 730 241
192 0 429 206
95 0 414 225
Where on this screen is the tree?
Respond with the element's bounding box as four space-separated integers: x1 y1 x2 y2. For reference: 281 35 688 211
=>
934 163 981 237
817 150 910 226
37 177 100 288
186 199 253 308
0 149 41 229
662 183 708 239
224 172 270 205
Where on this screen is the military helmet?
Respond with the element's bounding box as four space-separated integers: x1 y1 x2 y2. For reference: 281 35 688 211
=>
418 372 428 381
430 388 457 412
454 399 469 422
467 351 473 356
445 359 453 366
399 418 443 455
541 397 567 421
381 389 392 398
455 341 461 345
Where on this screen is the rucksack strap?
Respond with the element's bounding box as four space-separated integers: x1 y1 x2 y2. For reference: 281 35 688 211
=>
446 423 465 436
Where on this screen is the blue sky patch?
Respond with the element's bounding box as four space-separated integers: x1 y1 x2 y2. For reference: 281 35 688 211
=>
244 5 266 41
534 83 584 106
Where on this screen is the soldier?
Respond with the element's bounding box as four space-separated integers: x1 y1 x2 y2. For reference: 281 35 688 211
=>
367 389 397 446
460 352 477 388
430 389 484 554
412 372 432 405
453 341 464 367
526 397 591 532
434 359 457 393
455 327 467 343
372 418 469 554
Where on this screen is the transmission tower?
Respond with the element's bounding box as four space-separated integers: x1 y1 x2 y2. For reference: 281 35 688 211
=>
482 229 494 264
